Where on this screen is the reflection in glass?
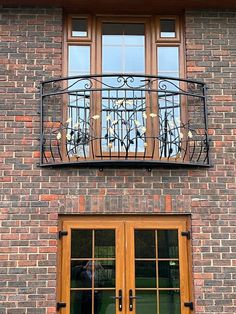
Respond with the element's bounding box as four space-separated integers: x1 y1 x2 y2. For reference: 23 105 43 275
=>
71 229 92 258
135 261 156 288
102 46 122 72
158 47 179 73
136 291 157 314
68 45 90 76
157 46 180 159
158 230 179 258
70 290 116 314
160 19 176 38
72 18 88 37
96 290 116 314
71 290 92 314
102 23 145 74
124 47 145 72
95 230 115 258
159 290 180 314
102 23 145 154
94 260 115 288
158 261 180 288
135 230 155 258
71 260 92 288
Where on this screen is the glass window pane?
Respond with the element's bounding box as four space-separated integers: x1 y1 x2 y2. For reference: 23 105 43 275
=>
158 261 180 288
135 261 156 288
68 46 90 75
158 230 179 258
96 290 116 314
160 19 176 38
103 23 123 36
102 23 145 74
94 260 115 288
124 23 145 35
70 290 92 314
135 230 156 258
71 229 92 258
124 47 145 72
158 47 179 73
123 23 145 45
71 260 92 288
95 230 115 258
72 18 88 37
159 290 180 314
102 46 122 72
136 291 157 314
70 290 116 314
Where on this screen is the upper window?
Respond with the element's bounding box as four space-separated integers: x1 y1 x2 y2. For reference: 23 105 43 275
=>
65 15 185 159
39 15 210 167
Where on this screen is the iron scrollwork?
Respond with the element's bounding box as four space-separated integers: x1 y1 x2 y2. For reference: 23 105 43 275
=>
39 74 210 167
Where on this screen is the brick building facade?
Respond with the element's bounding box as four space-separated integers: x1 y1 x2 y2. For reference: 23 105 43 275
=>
0 2 236 314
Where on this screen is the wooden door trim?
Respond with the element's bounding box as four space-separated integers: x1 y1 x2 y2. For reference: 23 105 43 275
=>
59 215 192 314
125 217 192 314
60 219 125 314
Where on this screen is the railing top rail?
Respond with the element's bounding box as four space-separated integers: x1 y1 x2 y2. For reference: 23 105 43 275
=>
40 73 206 87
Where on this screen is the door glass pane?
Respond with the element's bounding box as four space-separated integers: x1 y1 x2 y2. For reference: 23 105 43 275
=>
95 230 115 258
102 23 145 74
101 23 145 154
71 229 92 258
96 290 116 314
71 260 92 288
136 291 157 314
71 290 92 314
160 19 176 38
124 46 145 72
158 230 179 258
94 260 115 288
158 261 180 288
159 290 181 314
135 261 156 288
102 46 123 72
70 228 117 314
135 230 156 258
133 228 181 314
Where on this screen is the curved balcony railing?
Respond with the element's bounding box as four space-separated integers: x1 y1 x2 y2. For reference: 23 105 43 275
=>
39 74 210 168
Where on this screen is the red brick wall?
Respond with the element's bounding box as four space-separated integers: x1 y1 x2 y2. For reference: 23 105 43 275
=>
0 7 236 314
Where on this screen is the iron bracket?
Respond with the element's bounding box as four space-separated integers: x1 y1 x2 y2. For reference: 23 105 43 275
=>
58 230 68 239
181 231 191 240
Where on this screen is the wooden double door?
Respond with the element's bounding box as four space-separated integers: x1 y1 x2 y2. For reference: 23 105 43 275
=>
59 216 192 314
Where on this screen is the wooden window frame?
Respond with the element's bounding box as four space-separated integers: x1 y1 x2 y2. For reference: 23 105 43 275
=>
67 14 92 42
155 15 181 42
63 14 185 161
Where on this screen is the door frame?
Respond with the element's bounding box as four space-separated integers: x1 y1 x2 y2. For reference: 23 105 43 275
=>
58 215 193 314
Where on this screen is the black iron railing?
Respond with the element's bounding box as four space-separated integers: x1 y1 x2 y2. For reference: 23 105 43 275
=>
39 74 210 167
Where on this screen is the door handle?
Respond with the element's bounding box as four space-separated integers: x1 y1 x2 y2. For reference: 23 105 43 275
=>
129 289 142 311
111 289 122 311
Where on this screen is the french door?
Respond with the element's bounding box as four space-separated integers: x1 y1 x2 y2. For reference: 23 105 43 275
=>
59 216 191 314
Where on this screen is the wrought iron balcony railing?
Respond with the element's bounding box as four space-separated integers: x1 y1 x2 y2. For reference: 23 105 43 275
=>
39 74 210 168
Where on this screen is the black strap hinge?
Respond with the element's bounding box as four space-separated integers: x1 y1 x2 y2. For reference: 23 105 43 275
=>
181 231 191 239
184 302 194 310
58 230 68 239
56 302 66 311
